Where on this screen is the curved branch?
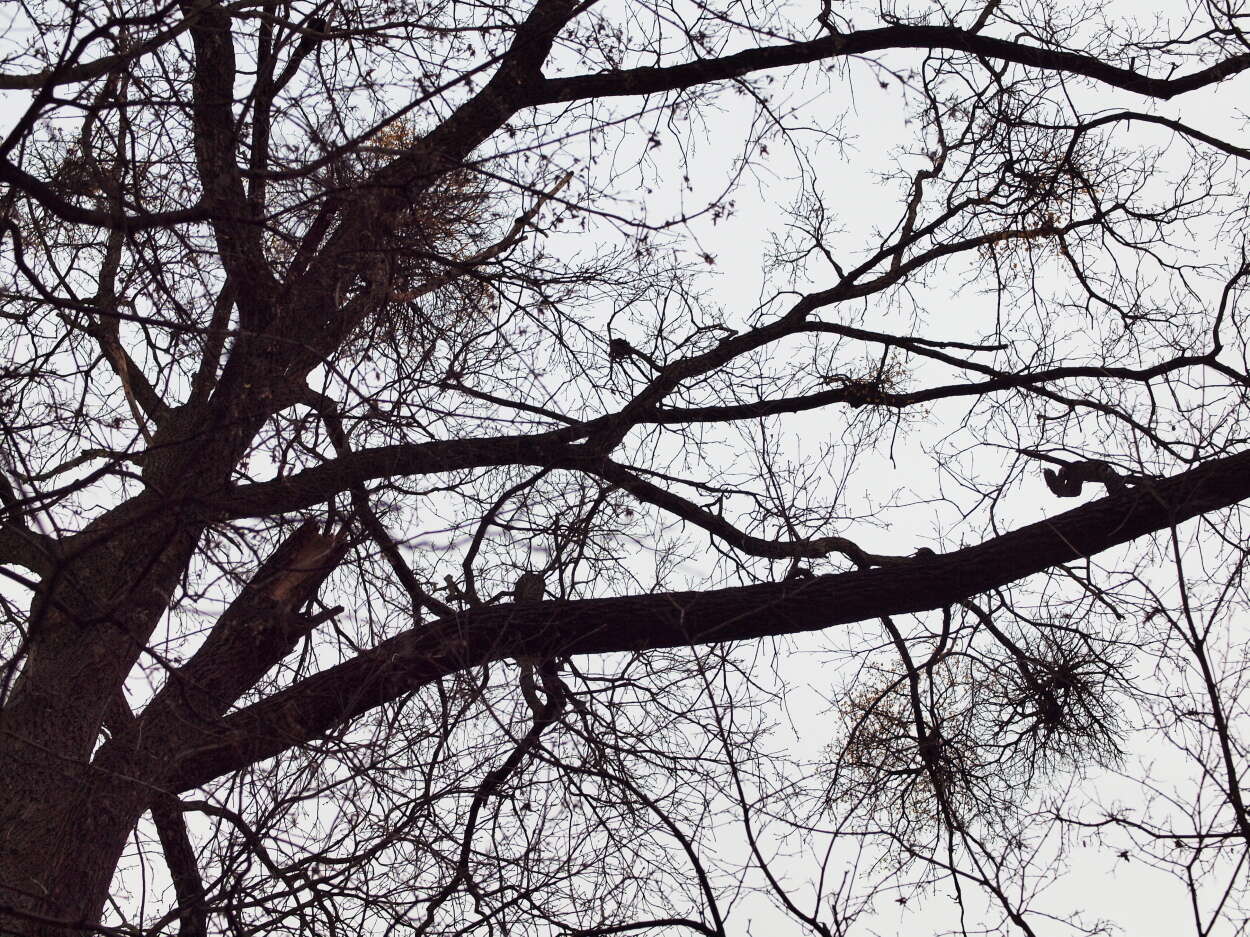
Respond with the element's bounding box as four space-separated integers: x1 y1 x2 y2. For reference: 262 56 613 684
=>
0 0 214 91
1066 111 1250 161
0 159 209 230
530 25 1250 106
587 459 890 566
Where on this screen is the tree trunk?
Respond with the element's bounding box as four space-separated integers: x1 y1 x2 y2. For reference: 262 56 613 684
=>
0 497 205 934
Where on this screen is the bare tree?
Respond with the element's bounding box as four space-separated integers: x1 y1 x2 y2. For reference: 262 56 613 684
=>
2 0 1250 934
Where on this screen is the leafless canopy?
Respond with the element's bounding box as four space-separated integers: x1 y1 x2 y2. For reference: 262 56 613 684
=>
3 0 1250 934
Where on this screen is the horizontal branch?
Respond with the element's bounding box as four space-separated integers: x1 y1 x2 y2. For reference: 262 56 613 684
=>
0 158 209 230
210 433 577 518
531 24 1250 106
651 354 1212 423
0 522 56 575
210 342 1213 522
165 445 1250 793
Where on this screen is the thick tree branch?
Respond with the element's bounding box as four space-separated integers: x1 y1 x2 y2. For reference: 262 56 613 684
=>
210 338 1211 525
211 433 580 519
166 446 1250 792
180 0 277 321
135 520 348 743
102 694 207 936
0 159 209 229
0 476 57 573
149 798 207 937
530 25 1250 106
270 0 581 377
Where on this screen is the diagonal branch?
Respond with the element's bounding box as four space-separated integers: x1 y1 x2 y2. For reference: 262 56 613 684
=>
164 445 1250 793
303 388 456 621
270 0 582 376
105 693 208 937
134 520 348 743
586 458 895 566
